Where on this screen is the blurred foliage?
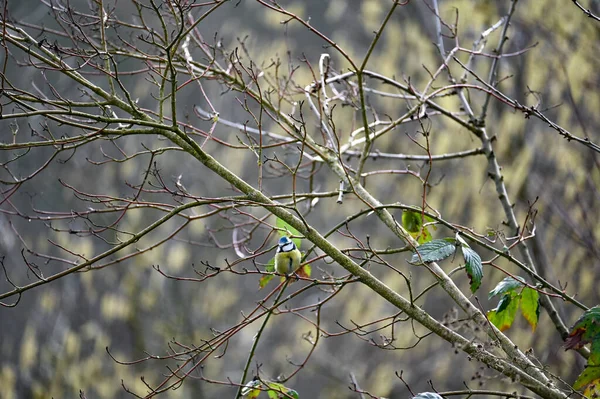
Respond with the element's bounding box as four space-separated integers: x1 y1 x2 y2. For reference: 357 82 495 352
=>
0 0 599 398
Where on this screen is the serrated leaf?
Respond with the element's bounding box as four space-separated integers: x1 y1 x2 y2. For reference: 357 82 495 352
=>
488 276 526 299
574 365 600 390
565 306 600 350
520 287 539 331
410 238 456 264
276 218 302 249
488 295 519 331
461 245 483 292
583 379 600 398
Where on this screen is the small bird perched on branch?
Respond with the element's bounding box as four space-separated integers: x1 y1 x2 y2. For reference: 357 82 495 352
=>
274 236 302 276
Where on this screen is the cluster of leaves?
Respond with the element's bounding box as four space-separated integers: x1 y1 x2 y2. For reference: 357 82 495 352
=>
405 210 542 331
410 234 483 293
241 378 299 399
564 306 600 395
407 212 600 397
486 276 540 332
259 218 311 288
265 211 597 397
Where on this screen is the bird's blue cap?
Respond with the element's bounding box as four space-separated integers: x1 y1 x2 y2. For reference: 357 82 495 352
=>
278 236 291 245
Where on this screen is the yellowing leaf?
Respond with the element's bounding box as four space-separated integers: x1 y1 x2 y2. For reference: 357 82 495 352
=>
574 366 600 390
487 295 519 331
402 211 422 233
297 263 311 278
259 274 274 289
582 378 600 398
259 259 276 289
402 211 432 244
520 287 540 331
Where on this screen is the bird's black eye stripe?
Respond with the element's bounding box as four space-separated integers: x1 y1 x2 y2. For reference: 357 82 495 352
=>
279 242 295 252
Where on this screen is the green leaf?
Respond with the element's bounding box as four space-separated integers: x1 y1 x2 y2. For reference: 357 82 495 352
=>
565 306 600 350
264 381 298 399
260 259 276 288
496 294 513 313
488 276 525 299
461 245 483 292
487 294 519 331
265 381 286 392
259 274 274 289
574 365 600 390
415 226 432 244
590 339 600 366
276 218 302 249
402 211 422 232
402 211 433 244
410 238 456 264
520 287 539 331
265 258 275 273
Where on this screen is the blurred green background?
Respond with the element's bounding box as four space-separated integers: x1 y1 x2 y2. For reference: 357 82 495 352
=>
0 0 599 398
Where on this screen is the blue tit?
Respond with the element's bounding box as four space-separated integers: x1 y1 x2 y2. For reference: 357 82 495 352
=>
274 236 302 275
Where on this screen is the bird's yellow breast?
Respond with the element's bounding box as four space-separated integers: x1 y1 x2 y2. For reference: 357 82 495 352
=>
275 250 301 275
